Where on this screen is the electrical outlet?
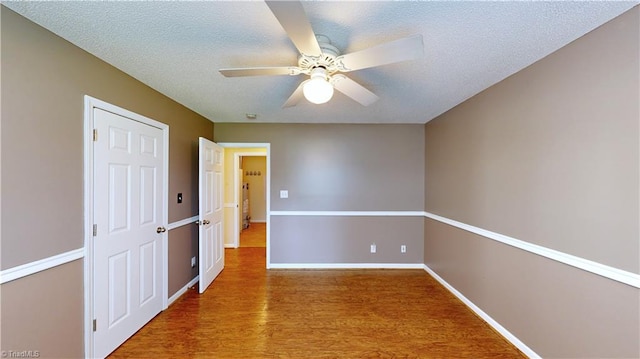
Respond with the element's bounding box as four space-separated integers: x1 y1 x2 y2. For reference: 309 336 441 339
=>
191 257 196 268
370 244 377 254
401 245 407 253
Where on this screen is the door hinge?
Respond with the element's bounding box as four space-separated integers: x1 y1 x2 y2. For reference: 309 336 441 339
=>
93 129 98 142
93 224 97 236
93 319 97 332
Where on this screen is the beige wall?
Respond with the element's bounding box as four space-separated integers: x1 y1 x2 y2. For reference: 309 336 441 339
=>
215 123 425 264
272 216 423 264
1 260 84 358
168 223 199 297
424 6 639 357
425 7 639 272
1 7 213 355
215 124 425 211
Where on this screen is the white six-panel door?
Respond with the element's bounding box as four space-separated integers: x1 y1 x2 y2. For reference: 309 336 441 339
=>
199 138 225 293
93 108 164 358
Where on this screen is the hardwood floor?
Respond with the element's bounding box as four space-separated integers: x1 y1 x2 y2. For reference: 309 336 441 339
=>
239 222 266 247
108 247 526 358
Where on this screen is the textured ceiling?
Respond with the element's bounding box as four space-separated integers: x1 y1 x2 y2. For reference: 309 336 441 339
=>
4 1 636 124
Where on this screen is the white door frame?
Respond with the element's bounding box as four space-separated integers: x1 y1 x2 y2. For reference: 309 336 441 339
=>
83 96 169 358
217 143 271 268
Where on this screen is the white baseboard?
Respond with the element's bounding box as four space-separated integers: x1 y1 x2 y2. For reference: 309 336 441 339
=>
269 263 424 269
250 220 266 223
270 210 424 217
423 264 540 358
168 275 199 306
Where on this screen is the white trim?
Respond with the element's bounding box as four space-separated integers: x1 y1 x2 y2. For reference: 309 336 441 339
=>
270 263 424 269
167 275 199 306
217 143 269 149
270 211 425 217
424 211 640 289
0 248 84 284
223 203 236 208
161 122 170 310
250 220 267 223
83 96 94 359
423 264 541 359
167 215 199 231
83 96 170 358
218 143 271 268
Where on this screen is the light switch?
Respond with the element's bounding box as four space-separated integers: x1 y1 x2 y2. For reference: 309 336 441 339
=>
280 190 289 199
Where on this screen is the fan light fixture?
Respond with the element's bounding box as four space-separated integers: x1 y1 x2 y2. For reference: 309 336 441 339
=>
303 68 333 104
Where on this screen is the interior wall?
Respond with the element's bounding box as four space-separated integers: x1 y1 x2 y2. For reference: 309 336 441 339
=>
1 260 84 358
168 224 199 296
214 123 425 264
424 6 639 357
1 6 213 356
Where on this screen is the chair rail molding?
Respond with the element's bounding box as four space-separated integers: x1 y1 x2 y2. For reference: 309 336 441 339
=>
424 211 640 288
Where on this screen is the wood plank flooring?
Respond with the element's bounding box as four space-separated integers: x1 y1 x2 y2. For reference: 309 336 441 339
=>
240 222 266 247
108 247 526 358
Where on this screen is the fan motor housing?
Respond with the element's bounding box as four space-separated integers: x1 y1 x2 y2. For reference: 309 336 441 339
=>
298 35 341 75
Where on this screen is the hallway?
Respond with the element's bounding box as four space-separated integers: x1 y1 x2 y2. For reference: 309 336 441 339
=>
239 222 266 248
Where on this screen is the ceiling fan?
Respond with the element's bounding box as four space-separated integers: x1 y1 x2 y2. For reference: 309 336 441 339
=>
219 1 424 107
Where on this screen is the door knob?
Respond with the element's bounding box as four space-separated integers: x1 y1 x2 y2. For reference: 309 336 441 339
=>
203 220 210 225
156 227 166 233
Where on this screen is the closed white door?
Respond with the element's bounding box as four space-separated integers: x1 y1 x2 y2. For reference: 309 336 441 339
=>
93 108 164 358
199 138 225 293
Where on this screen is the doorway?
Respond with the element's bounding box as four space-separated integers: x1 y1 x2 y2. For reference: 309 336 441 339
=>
239 155 267 248
218 143 271 266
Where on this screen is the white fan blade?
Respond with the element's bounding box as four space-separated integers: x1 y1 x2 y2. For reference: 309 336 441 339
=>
336 34 424 72
220 67 301 77
331 75 379 106
283 80 308 108
265 1 322 57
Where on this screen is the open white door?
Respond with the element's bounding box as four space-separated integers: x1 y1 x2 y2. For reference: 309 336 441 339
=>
198 138 224 293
